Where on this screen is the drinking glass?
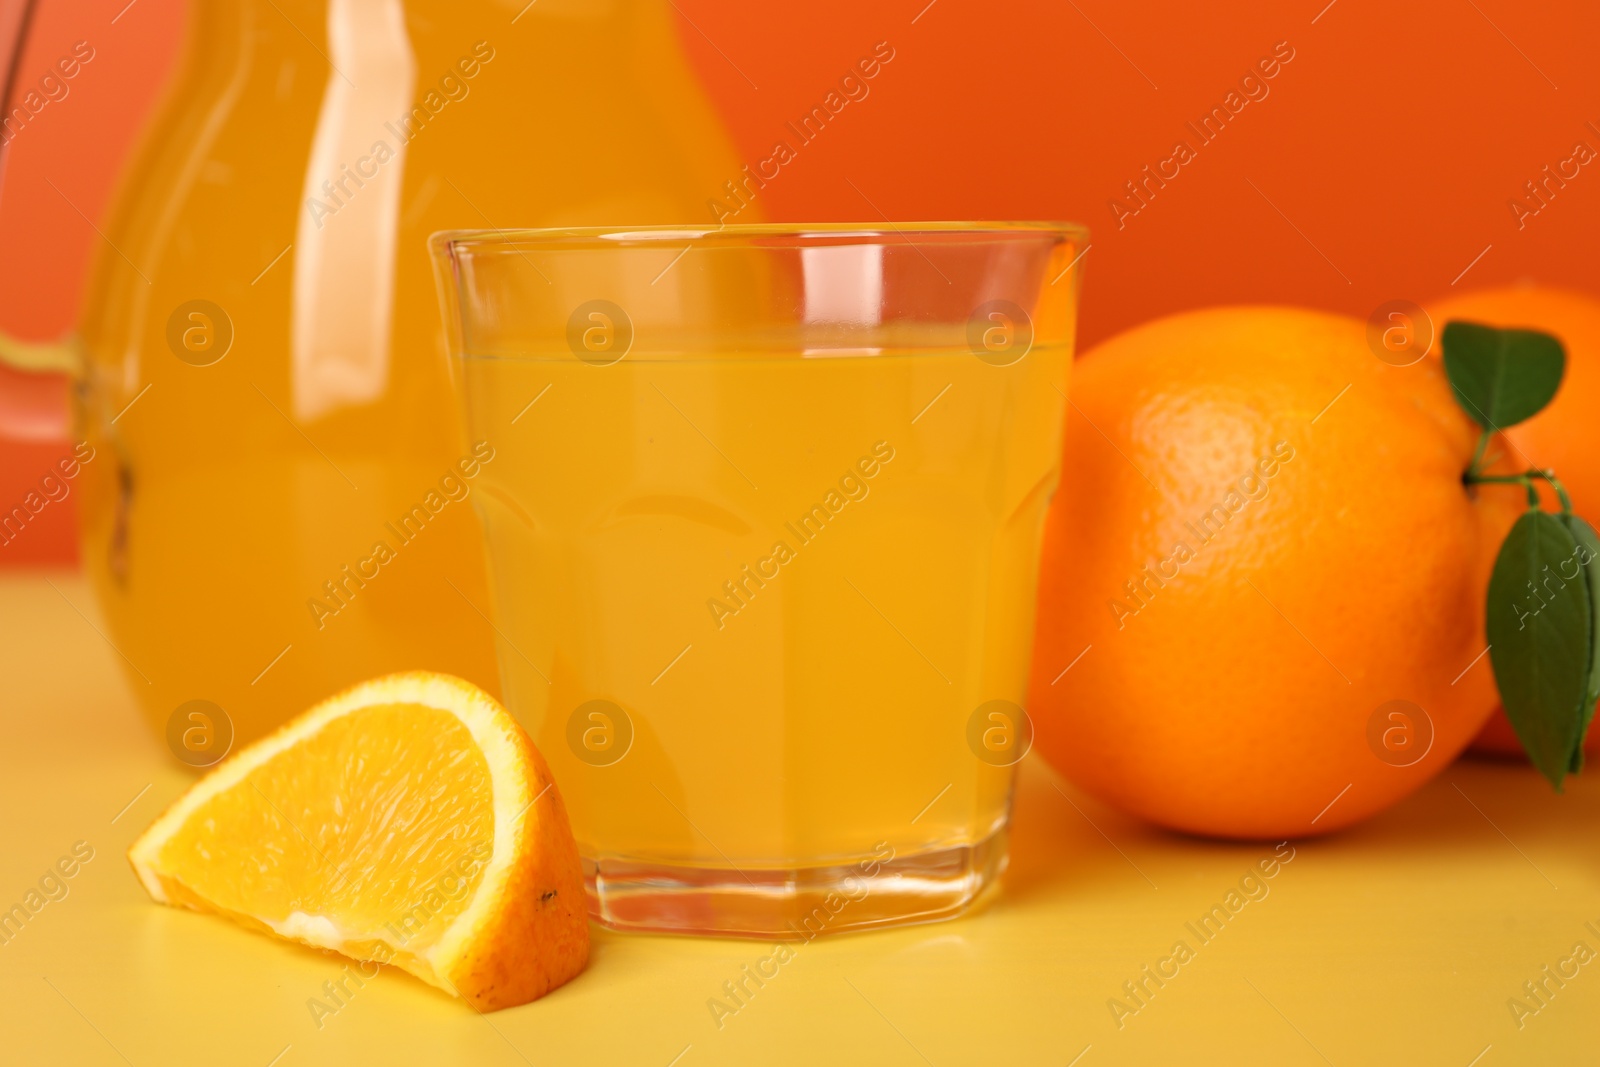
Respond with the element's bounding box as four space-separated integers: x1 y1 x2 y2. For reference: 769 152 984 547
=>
431 222 1085 936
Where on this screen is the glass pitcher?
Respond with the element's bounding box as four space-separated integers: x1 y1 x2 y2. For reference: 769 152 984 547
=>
2 0 750 747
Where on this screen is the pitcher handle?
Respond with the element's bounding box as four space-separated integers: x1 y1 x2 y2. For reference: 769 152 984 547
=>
0 333 76 440
0 0 75 441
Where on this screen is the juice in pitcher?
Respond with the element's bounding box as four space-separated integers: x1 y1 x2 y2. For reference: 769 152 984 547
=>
68 0 750 746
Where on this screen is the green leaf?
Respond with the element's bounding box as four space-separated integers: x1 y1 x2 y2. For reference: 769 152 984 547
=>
1441 321 1565 431
1557 513 1600 772
1486 510 1593 789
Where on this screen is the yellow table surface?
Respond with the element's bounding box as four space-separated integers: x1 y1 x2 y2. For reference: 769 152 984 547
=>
3 572 1598 1066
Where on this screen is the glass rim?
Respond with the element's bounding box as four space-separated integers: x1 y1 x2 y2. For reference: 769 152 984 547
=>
430 220 1088 256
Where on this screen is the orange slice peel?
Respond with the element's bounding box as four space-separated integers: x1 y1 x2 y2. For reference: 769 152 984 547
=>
128 672 588 1010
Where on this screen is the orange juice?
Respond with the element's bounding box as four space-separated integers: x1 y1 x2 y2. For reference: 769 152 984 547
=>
456 341 1071 929
73 0 747 744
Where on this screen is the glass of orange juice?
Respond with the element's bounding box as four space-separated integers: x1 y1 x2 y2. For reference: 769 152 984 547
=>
431 222 1085 936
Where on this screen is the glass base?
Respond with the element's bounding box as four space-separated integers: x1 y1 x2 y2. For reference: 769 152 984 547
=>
583 825 1009 937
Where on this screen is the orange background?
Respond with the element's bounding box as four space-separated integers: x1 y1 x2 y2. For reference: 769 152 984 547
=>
4 0 1599 564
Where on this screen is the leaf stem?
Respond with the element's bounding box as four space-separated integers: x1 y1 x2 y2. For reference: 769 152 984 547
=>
1541 470 1575 513
1467 430 1492 479
1466 469 1574 512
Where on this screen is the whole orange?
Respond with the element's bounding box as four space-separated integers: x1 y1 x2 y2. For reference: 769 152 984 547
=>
1028 306 1524 838
1423 285 1600 757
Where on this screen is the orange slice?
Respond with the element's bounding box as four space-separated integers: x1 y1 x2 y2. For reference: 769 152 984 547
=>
128 672 588 1010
